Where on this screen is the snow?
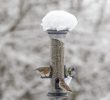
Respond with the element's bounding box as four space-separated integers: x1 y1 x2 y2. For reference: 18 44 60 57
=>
100 93 110 100
41 10 78 31
0 1 110 100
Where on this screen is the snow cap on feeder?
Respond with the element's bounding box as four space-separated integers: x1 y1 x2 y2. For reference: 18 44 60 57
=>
41 10 78 41
41 10 78 31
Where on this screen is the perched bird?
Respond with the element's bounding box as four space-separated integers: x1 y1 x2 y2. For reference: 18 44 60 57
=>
67 66 77 78
35 66 77 78
35 67 51 77
59 78 72 92
65 66 77 85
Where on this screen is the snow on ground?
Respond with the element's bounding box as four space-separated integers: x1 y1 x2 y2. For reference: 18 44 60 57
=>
41 10 78 31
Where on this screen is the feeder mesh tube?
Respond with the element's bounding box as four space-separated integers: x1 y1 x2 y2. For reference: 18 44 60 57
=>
51 38 65 92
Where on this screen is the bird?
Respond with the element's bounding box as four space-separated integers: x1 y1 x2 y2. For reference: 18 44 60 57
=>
59 78 72 92
35 67 51 77
67 66 77 78
64 66 77 85
35 66 77 78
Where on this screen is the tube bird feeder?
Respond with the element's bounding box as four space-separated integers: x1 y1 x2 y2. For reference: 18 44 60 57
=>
48 30 68 97
41 10 78 98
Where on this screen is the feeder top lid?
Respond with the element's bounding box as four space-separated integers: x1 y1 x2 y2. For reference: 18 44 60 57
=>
41 10 78 31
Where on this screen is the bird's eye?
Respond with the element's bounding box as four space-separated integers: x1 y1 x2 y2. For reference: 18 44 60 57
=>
72 68 75 71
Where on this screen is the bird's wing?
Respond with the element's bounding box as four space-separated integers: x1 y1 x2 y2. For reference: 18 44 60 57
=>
35 67 51 76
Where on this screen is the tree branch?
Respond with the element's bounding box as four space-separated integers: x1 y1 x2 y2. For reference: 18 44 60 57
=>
8 0 32 32
94 0 107 32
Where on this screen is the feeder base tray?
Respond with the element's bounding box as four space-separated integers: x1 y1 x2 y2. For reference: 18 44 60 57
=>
48 92 67 97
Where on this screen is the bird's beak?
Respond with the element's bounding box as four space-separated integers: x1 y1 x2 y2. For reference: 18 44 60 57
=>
72 76 74 78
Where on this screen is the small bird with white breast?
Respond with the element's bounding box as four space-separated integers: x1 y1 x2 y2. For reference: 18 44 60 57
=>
65 66 77 85
67 66 77 78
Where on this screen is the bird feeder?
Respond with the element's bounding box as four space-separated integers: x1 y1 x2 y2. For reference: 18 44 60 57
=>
41 10 78 98
48 30 68 97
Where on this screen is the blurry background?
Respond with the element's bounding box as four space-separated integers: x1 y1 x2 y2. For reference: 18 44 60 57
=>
0 0 110 100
